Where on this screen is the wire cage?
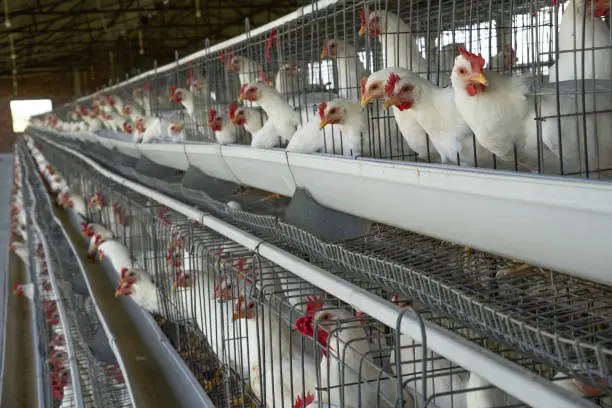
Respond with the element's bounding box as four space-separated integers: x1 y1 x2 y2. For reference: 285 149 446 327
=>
20 144 134 408
35 0 610 180
26 135 612 407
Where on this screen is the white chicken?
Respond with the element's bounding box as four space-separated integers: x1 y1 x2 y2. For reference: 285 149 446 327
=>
317 99 380 156
106 94 125 114
487 45 517 72
97 239 133 272
390 296 470 408
239 82 301 144
382 71 514 168
303 306 411 408
360 8 453 87
275 63 308 97
225 52 264 86
208 108 238 145
120 102 144 119
549 0 611 82
361 69 435 162
233 294 319 408
100 112 125 132
229 103 265 136
167 122 185 143
250 119 283 149
321 38 367 100
134 116 164 143
169 86 203 120
10 241 30 268
64 193 88 219
115 268 161 314
465 373 509 408
451 46 611 174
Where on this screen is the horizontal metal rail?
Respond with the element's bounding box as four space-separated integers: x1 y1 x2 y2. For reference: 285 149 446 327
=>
34 134 599 408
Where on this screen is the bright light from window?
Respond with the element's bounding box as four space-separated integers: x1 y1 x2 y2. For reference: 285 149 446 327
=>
10 99 53 133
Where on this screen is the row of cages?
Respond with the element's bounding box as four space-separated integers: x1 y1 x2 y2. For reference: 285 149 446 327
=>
17 141 133 408
27 133 612 406
36 0 612 180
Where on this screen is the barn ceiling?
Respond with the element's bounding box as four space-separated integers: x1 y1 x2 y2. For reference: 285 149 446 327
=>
0 0 308 80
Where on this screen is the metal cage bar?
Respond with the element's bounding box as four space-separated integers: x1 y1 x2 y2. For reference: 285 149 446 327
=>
23 134 611 407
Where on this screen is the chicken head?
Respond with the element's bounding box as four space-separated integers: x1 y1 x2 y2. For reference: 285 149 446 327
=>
232 295 257 320
228 103 244 125
451 47 488 97
238 83 262 102
383 73 416 111
208 109 223 131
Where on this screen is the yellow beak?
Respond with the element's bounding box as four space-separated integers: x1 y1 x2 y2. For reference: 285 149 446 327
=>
232 313 240 321
230 116 238 124
115 290 121 297
468 72 488 87
169 95 175 102
320 44 327 59
360 94 374 107
99 252 104 261
383 97 401 110
318 120 329 130
172 282 178 290
238 95 245 103
359 25 367 37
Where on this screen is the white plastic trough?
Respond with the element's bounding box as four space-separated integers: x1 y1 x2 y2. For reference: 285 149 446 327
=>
95 134 116 151
185 143 241 183
138 143 190 171
112 139 141 159
287 152 612 286
38 130 612 287
221 145 296 197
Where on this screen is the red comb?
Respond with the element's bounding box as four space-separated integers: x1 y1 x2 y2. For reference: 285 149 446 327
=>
239 83 249 97
458 47 486 72
360 75 367 96
305 295 324 314
121 268 128 279
258 72 268 83
170 85 177 96
266 28 278 61
318 102 327 120
144 82 150 91
219 50 225 61
208 109 217 123
359 7 367 28
228 103 238 120
385 72 401 97
13 282 21 292
187 61 194 82
294 392 315 408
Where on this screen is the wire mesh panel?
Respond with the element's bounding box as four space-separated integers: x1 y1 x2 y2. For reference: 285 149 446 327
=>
35 0 610 180
27 134 612 406
20 141 134 408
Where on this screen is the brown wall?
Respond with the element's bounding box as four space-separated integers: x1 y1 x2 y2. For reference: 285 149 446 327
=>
0 73 106 152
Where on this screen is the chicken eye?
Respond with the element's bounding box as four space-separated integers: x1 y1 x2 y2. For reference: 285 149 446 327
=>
370 84 378 90
329 108 337 115
458 68 466 75
402 86 410 92
248 303 255 309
